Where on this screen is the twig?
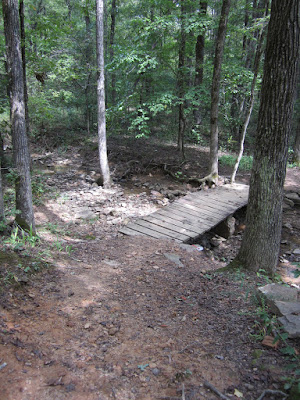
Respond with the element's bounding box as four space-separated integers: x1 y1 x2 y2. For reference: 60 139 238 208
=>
256 389 287 400
204 381 230 400
182 383 185 400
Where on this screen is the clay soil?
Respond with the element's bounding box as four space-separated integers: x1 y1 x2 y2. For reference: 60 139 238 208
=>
0 136 299 400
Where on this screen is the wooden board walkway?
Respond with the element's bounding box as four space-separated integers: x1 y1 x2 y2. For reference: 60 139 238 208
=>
119 183 249 243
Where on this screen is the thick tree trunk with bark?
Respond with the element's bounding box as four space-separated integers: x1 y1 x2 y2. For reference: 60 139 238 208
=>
235 0 299 274
96 0 111 188
2 0 35 232
208 0 231 179
293 121 300 166
0 161 4 223
177 0 186 159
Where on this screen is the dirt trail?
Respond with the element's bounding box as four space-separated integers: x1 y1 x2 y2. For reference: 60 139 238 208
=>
0 140 299 400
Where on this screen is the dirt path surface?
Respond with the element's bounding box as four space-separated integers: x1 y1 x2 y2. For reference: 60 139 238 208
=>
0 138 299 400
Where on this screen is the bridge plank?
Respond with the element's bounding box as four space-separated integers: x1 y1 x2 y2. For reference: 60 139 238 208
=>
120 184 249 243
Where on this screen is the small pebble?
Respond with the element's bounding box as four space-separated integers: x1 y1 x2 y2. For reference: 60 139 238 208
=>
152 368 160 376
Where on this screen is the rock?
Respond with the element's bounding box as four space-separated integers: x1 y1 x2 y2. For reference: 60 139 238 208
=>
283 222 293 230
210 235 226 247
151 368 161 376
179 244 198 253
74 207 97 220
292 248 300 255
285 192 300 206
278 314 300 338
271 301 300 317
164 253 184 267
283 198 294 208
257 283 298 303
258 284 300 338
213 216 236 239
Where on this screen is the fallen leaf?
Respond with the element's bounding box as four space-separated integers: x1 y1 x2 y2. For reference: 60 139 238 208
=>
262 335 279 349
234 389 243 398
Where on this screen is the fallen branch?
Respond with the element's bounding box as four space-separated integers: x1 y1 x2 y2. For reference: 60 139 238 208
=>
182 383 185 400
204 381 230 400
204 381 288 400
256 389 288 400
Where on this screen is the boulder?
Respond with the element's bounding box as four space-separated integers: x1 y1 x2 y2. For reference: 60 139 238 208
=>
257 283 298 303
278 314 300 339
257 283 300 338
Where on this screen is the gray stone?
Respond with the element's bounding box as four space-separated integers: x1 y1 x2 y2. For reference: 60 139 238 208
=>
164 253 184 267
271 301 300 317
285 192 300 205
178 244 201 253
103 259 120 269
151 368 160 376
213 216 236 239
257 283 298 303
278 314 300 338
293 248 300 255
74 207 97 220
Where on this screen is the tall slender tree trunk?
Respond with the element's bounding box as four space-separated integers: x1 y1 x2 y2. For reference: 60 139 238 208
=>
209 0 231 179
110 0 117 106
0 161 4 223
177 0 186 159
231 0 269 183
2 0 35 232
19 0 30 135
96 0 111 187
194 1 207 126
234 0 299 274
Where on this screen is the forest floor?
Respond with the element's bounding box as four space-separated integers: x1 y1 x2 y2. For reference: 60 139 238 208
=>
0 136 299 400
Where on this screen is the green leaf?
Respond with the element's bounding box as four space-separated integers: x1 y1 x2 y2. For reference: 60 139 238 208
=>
280 346 296 355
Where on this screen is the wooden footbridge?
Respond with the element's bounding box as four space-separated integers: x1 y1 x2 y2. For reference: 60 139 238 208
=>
120 184 249 243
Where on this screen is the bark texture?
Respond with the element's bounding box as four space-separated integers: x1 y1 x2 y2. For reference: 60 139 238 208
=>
2 0 35 232
177 0 186 158
110 0 117 106
96 0 111 187
236 0 299 274
209 0 231 177
194 1 207 126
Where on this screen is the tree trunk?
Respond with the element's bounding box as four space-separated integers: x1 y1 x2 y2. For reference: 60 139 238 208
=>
110 0 117 106
0 161 4 223
194 1 207 126
231 0 268 183
292 73 300 166
19 0 30 135
293 113 300 166
209 0 231 179
2 0 35 232
96 0 111 187
177 0 186 159
234 0 299 274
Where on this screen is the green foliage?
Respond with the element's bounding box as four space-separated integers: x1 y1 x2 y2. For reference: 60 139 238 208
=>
251 299 300 395
4 225 40 250
0 0 265 149
219 154 253 170
31 173 47 205
128 108 150 138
